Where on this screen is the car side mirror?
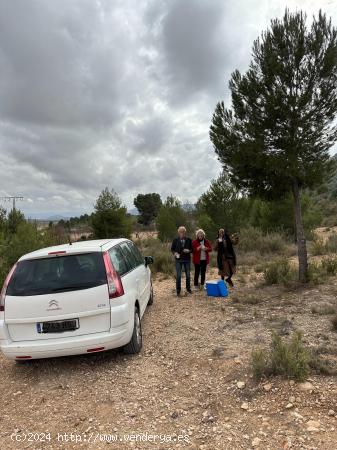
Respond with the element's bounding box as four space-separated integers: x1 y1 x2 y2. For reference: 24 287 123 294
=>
145 256 154 266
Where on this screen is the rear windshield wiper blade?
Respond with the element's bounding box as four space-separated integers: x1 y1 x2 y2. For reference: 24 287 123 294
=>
51 284 97 292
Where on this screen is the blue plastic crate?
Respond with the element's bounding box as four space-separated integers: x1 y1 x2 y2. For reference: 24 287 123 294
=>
205 280 229 297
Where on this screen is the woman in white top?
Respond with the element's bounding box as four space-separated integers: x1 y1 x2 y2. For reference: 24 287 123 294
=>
192 229 212 290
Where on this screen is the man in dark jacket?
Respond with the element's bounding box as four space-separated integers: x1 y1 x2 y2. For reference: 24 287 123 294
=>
171 226 193 296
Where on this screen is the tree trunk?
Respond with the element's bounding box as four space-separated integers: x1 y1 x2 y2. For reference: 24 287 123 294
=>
292 179 308 283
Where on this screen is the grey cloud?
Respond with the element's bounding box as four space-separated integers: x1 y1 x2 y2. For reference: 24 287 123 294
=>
125 116 171 154
0 0 129 127
0 0 334 218
161 0 227 101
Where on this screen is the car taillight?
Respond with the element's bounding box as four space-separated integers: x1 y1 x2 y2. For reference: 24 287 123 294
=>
103 252 124 299
0 263 17 312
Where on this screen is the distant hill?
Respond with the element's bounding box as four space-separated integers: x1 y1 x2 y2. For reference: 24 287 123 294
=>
47 214 71 221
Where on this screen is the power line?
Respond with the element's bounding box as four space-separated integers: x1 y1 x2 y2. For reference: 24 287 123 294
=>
0 196 24 211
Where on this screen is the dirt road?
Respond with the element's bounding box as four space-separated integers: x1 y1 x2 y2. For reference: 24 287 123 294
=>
1 270 337 449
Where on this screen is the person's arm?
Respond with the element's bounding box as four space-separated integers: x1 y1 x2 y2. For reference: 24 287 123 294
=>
171 238 176 254
183 238 193 253
192 240 199 253
205 240 212 253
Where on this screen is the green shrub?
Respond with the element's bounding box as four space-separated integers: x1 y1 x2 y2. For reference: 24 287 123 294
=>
307 261 327 284
263 258 296 285
251 349 269 380
308 257 337 284
270 332 311 380
0 218 68 286
5 222 47 266
151 252 174 276
252 332 311 381
138 238 174 276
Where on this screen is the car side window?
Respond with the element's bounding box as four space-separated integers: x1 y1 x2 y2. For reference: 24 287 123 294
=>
128 242 144 266
119 242 138 271
109 246 129 276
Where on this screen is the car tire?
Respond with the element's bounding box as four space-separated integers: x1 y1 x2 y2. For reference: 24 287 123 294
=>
123 307 142 354
147 281 154 306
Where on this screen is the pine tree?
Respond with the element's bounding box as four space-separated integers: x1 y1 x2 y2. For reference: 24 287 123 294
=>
210 10 337 282
92 188 132 239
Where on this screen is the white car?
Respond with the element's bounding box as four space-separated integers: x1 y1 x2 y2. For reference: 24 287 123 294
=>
0 239 154 361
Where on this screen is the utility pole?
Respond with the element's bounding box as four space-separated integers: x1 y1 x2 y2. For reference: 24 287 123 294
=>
0 196 24 211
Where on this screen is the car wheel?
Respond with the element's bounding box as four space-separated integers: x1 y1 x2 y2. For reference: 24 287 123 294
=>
147 281 154 306
123 307 142 354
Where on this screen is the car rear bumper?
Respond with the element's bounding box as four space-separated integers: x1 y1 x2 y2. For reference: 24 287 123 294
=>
0 324 131 360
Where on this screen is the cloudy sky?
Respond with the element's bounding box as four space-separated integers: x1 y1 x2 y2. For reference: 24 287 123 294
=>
0 0 336 218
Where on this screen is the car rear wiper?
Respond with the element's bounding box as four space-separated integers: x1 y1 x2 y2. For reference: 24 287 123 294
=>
51 284 97 292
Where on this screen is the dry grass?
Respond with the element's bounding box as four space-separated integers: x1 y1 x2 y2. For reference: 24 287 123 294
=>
308 256 337 284
331 315 337 331
311 232 337 255
311 302 336 315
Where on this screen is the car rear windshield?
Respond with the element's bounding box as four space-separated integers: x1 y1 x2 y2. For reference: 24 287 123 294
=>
6 252 107 297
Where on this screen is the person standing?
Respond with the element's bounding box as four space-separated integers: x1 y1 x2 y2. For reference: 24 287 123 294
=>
192 229 212 291
214 228 237 287
171 226 193 296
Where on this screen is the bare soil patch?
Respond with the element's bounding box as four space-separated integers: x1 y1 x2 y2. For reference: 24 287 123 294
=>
0 267 337 449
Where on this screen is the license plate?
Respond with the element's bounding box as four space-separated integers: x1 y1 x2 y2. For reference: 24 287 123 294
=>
37 318 79 333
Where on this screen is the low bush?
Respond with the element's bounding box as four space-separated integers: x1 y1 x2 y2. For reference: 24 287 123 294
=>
325 233 337 253
138 238 175 276
151 252 175 277
251 332 311 381
251 349 269 380
321 256 337 275
239 227 288 255
263 258 296 286
311 237 325 256
308 257 337 284
236 252 260 267
241 294 262 305
0 222 67 285
309 347 337 375
311 303 336 315
307 261 327 284
311 233 337 256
